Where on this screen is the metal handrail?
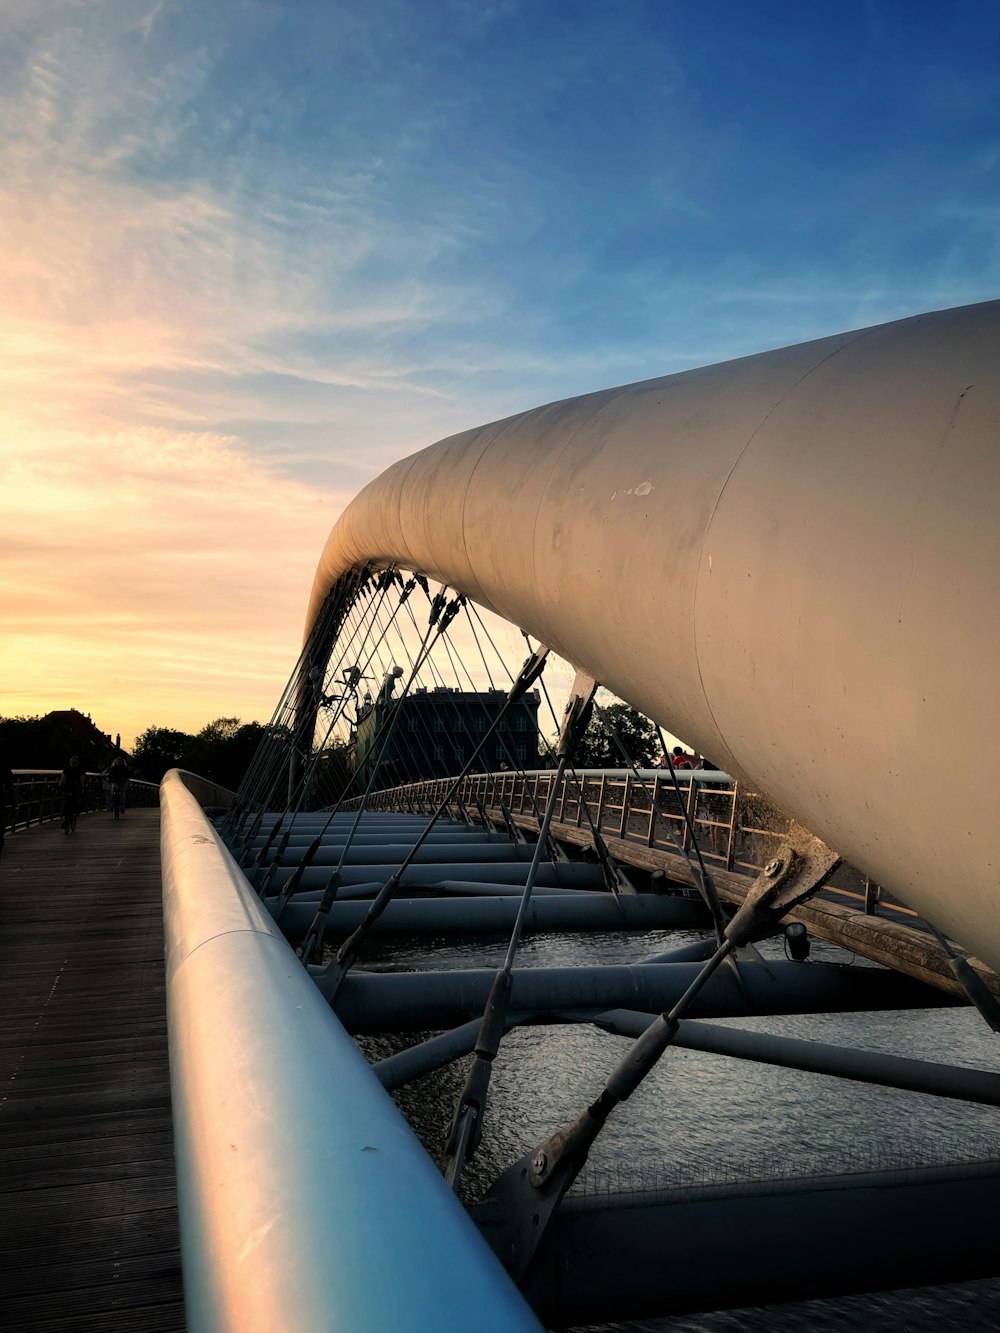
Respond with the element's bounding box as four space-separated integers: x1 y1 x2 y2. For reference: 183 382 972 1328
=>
345 769 899 918
160 767 541 1333
4 769 160 833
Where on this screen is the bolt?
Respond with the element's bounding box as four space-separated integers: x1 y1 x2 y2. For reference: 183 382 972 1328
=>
765 858 782 877
533 1151 548 1175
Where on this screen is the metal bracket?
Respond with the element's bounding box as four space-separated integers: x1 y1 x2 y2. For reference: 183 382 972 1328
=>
495 798 526 846
476 829 839 1282
438 596 463 634
475 1106 604 1281
473 796 496 835
508 645 550 702
724 827 840 947
586 826 638 898
556 671 597 758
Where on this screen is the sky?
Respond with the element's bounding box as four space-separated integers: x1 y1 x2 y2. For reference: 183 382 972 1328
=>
1 0 998 748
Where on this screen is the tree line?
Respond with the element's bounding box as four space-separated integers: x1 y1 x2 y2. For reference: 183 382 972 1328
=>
131 718 266 789
1 700 670 796
0 713 267 793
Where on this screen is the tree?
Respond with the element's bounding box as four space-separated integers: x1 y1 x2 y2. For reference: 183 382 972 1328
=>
132 718 265 790
310 740 354 808
185 717 266 792
132 727 194 782
569 702 660 768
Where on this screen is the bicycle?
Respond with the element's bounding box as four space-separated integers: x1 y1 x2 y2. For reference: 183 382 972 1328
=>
111 784 126 821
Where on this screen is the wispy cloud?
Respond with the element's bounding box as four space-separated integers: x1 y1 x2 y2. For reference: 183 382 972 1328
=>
0 425 346 741
2 0 998 746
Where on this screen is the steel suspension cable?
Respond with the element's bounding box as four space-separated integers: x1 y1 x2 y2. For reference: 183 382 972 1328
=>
399 596 536 817
255 573 403 896
313 638 550 994
443 671 597 1191
293 589 471 961
267 575 440 912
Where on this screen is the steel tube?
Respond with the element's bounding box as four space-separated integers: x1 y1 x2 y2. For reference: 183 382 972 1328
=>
332 961 952 1034
272 893 710 942
250 832 507 847
433 879 604 896
160 769 540 1333
268 842 538 867
272 860 607 892
503 1160 1000 1326
595 1009 1000 1106
304 302 1000 972
272 881 604 904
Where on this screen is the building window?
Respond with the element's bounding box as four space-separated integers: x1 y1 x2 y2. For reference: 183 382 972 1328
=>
434 744 445 760
455 745 464 761
516 745 527 762
407 716 418 731
454 717 465 730
433 716 445 732
473 716 486 733
515 714 526 732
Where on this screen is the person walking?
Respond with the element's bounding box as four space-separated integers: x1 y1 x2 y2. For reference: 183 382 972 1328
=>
0 751 15 861
60 756 84 833
108 756 129 818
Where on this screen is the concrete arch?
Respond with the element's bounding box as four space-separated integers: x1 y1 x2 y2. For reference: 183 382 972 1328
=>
305 300 1000 971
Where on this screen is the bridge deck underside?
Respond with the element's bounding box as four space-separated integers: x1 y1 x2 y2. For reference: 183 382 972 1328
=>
0 808 184 1333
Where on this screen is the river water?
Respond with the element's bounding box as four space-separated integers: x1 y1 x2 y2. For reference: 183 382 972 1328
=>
358 927 1000 1330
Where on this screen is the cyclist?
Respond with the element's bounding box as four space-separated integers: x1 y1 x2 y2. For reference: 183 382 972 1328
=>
61 755 84 833
108 756 129 819
0 750 15 861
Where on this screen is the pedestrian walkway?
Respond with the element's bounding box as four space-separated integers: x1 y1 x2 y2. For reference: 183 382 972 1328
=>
0 806 185 1331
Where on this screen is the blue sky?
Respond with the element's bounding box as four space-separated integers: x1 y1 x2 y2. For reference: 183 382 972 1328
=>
1 0 998 740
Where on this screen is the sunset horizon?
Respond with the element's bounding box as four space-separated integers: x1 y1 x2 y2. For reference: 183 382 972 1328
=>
3 2 998 749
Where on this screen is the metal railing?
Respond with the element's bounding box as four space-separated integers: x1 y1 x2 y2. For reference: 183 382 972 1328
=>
351 768 907 919
160 768 540 1332
4 770 160 833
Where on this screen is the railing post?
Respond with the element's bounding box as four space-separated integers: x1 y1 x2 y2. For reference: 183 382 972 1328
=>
648 774 658 846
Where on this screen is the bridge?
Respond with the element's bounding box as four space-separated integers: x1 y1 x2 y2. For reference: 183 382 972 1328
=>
4 300 1000 1330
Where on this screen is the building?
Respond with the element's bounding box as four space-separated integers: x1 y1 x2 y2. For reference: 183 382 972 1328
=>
353 685 540 791
44 710 124 760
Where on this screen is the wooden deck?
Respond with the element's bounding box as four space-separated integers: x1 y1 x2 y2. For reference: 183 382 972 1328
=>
0 807 184 1331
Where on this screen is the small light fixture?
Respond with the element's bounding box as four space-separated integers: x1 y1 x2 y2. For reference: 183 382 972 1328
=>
784 922 810 961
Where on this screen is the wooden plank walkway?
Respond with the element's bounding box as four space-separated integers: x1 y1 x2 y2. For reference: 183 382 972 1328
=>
0 807 185 1331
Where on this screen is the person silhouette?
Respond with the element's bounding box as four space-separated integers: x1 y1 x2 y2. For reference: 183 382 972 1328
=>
61 756 84 833
0 750 15 860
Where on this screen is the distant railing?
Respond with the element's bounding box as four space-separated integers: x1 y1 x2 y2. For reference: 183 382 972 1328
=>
349 768 906 920
4 769 159 833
